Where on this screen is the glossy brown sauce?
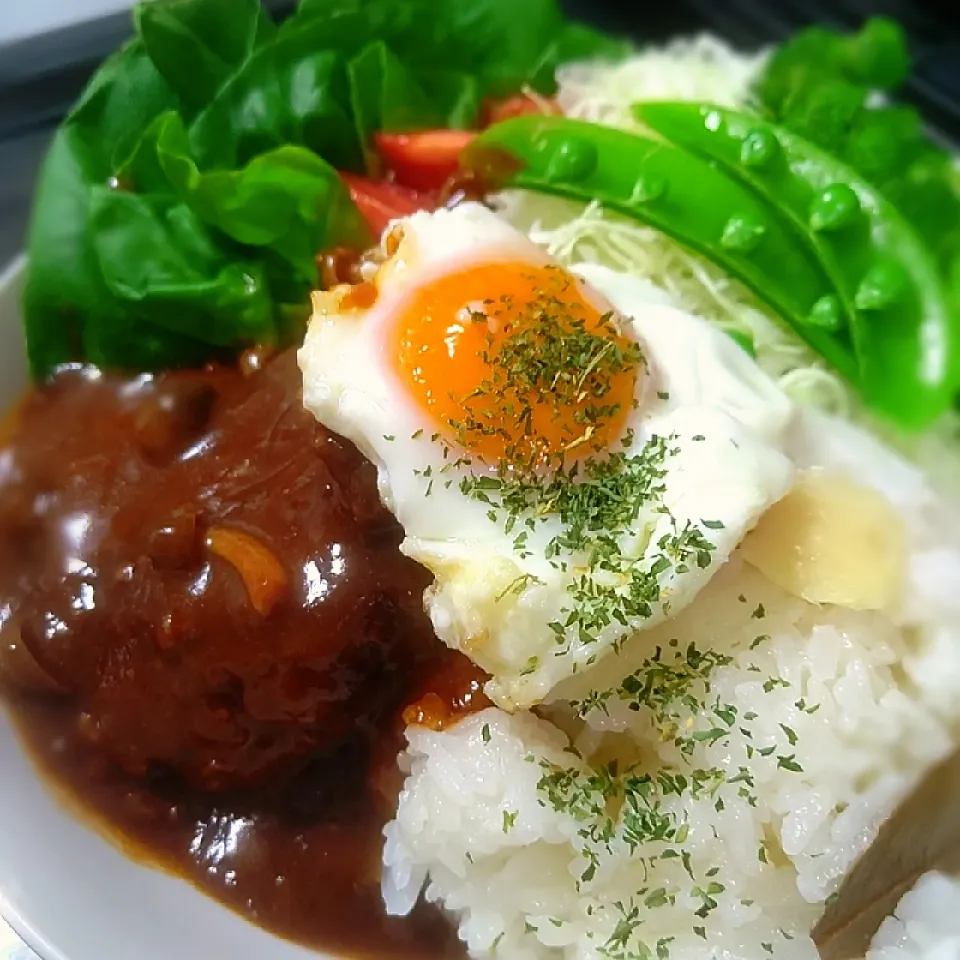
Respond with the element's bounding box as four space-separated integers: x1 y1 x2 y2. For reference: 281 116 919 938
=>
0 350 485 958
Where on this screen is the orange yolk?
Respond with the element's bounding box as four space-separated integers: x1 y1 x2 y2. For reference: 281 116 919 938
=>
389 262 641 468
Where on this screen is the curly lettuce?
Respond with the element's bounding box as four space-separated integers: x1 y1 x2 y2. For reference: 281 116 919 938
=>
23 0 625 378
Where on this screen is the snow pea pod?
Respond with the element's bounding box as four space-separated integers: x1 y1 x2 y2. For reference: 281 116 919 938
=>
636 101 956 431
465 115 856 382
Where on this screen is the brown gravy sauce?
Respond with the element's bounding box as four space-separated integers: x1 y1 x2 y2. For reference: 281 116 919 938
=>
4 688 466 958
0 351 485 958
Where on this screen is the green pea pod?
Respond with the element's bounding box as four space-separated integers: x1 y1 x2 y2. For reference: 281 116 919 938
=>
637 102 867 331
636 101 956 431
466 115 856 383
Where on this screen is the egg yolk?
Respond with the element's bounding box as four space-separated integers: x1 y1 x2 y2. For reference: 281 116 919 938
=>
390 262 642 470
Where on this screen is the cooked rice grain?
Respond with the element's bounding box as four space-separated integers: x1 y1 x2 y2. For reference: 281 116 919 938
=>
383 411 960 959
867 872 960 960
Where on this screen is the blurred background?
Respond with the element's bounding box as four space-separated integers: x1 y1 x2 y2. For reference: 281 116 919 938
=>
0 0 958 266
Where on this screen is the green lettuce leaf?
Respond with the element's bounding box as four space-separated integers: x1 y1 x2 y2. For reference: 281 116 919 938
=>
188 39 362 172
348 40 444 146
23 40 180 377
294 0 624 97
134 0 273 115
529 22 630 94
23 0 623 378
348 41 482 157
416 69 482 129
152 111 368 281
90 189 275 347
394 0 566 97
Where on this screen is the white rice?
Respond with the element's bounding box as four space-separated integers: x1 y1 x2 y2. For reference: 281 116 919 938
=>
867 872 960 960
381 36 960 960
384 408 960 958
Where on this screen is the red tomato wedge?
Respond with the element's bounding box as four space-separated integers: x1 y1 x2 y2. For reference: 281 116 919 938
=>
373 130 477 192
482 94 561 126
339 173 434 238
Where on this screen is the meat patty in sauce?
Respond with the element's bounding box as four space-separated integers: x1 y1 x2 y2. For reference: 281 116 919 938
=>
0 350 444 791
0 349 492 955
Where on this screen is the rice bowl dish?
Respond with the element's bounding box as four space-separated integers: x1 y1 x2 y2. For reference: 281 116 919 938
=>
1 5 960 960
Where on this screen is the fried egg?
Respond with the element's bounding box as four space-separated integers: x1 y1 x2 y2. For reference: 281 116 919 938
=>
299 203 795 708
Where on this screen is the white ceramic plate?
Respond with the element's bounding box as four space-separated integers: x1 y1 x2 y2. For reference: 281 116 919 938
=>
0 258 323 960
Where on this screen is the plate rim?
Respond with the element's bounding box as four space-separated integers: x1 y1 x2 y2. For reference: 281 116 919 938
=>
0 256 25 291
0 251 66 960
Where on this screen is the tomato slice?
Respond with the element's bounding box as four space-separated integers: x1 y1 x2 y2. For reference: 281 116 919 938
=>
482 94 561 126
373 130 477 192
339 173 433 238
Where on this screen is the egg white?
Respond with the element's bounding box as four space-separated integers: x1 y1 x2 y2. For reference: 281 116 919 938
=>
299 204 796 709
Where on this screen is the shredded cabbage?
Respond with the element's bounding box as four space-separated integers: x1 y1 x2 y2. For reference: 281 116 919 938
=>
555 34 766 128
497 37 960 495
